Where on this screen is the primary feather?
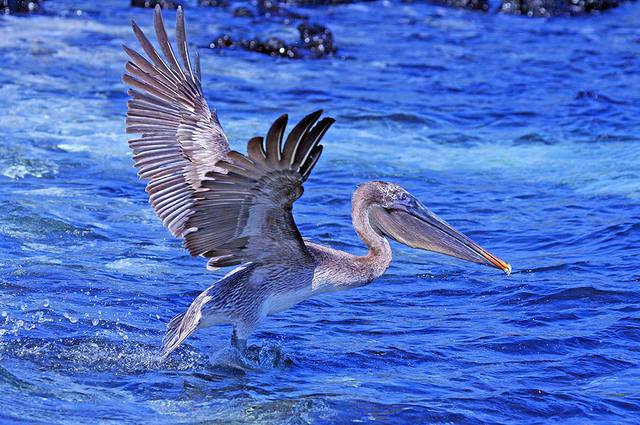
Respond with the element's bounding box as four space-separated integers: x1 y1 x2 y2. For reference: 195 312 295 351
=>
123 5 333 269
123 6 229 238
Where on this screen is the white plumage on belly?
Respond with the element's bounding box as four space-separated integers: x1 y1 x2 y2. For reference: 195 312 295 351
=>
265 288 314 315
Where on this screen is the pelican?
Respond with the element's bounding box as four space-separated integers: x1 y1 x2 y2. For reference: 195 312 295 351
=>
122 6 511 358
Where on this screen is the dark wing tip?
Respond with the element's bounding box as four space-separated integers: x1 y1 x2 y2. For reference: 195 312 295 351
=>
312 117 336 138
301 144 323 180
265 114 289 162
292 115 334 167
281 110 325 162
246 136 267 164
302 110 323 128
269 114 289 138
318 116 335 127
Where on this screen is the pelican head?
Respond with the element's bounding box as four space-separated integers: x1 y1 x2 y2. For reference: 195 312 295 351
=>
357 181 511 274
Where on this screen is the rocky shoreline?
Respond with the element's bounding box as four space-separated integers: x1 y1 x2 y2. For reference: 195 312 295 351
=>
2 0 635 60
3 0 632 17
2 0 43 14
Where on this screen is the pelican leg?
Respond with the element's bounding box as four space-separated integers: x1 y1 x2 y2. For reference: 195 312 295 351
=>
231 327 247 352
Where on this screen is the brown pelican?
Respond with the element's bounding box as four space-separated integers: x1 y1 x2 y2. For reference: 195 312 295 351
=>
122 6 511 358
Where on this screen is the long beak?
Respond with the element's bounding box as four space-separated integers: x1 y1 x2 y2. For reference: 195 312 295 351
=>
370 202 512 275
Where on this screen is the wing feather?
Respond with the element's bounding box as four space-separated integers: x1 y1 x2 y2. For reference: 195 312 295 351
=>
123 5 229 239
265 114 287 166
294 117 335 168
152 9 187 82
282 110 322 164
124 7 334 271
185 111 333 268
176 7 197 87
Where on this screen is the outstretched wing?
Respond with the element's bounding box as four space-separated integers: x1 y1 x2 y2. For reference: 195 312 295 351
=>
186 111 334 269
123 5 230 238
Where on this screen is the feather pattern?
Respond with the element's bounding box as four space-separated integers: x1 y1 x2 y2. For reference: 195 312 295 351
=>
186 111 334 268
124 6 334 274
123 5 229 238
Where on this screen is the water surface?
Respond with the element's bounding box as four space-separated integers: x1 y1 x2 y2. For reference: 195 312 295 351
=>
1 0 639 423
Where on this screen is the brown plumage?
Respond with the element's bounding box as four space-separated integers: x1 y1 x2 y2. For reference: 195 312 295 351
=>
123 6 511 359
124 6 229 238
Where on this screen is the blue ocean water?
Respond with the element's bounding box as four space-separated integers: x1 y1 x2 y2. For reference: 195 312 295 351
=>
1 0 639 422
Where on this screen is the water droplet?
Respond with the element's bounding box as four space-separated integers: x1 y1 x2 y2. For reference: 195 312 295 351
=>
63 312 78 324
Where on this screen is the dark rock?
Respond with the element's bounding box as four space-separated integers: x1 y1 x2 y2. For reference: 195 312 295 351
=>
199 0 230 6
280 0 375 4
430 0 489 11
1 0 42 14
402 0 488 11
211 35 300 58
298 23 336 56
499 0 620 16
232 6 256 17
130 0 183 9
209 22 336 59
233 0 308 20
241 37 300 58
210 34 234 48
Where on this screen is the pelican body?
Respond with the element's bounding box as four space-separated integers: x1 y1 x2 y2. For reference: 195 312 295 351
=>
123 6 511 358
